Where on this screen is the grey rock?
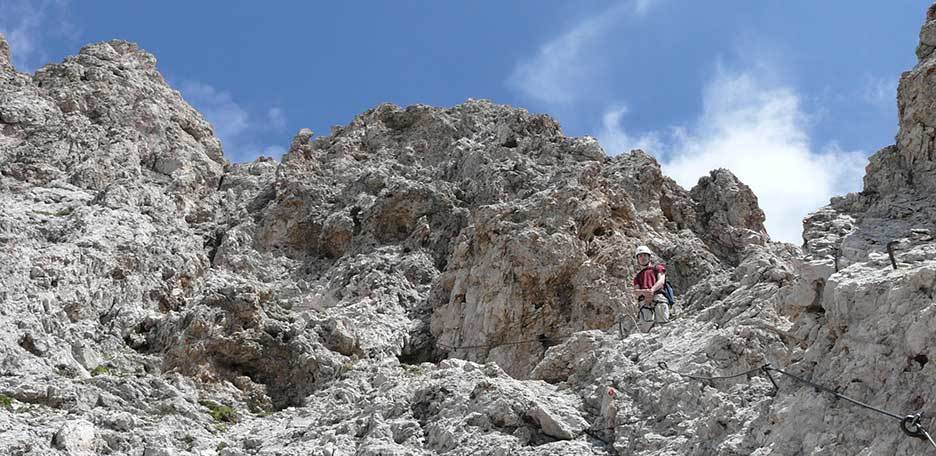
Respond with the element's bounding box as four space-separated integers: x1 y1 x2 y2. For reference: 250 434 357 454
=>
70 341 102 371
52 419 96 455
143 446 176 456
528 399 588 440
0 34 10 70
690 168 769 265
4 5 936 455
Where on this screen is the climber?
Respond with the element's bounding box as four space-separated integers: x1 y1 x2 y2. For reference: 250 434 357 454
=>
632 245 669 325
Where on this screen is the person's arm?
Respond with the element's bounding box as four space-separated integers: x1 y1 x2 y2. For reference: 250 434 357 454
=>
650 272 666 294
632 287 648 300
632 286 650 302
632 275 642 300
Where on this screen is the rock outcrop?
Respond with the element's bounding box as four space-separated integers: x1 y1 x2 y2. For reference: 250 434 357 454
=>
690 168 769 265
2 5 936 454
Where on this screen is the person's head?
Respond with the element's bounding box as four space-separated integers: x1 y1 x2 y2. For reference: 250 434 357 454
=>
635 245 653 267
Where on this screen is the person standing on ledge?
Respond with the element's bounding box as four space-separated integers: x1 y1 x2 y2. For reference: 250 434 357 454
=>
632 245 669 326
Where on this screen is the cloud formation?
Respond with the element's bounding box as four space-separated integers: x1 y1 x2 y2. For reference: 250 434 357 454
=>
862 74 898 109
506 0 660 106
267 107 287 131
596 105 662 155
180 81 287 163
0 1 284 163
0 0 75 71
600 67 867 243
507 2 870 244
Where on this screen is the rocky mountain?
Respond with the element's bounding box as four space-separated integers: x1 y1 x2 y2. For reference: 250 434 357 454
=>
1 5 936 456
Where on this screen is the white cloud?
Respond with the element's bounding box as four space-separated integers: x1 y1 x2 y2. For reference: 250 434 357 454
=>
506 0 660 106
0 0 75 71
180 81 287 162
0 0 78 72
508 0 875 244
181 81 249 143
862 74 898 108
596 105 662 154
507 14 607 105
508 0 871 244
598 66 867 244
0 2 43 68
267 107 287 131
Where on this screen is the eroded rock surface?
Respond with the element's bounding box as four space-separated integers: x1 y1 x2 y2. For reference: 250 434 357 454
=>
2 6 936 454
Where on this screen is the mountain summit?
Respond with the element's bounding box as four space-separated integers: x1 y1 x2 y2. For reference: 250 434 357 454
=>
1 6 935 455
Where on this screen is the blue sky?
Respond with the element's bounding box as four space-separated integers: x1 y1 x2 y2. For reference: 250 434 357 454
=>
0 0 926 242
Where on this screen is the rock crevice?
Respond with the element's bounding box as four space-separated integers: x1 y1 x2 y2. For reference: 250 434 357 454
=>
3 6 936 454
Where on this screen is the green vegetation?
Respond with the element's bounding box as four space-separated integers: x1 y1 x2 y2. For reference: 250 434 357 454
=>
33 207 73 217
337 361 355 379
0 394 12 410
402 363 426 376
90 365 110 376
199 400 237 423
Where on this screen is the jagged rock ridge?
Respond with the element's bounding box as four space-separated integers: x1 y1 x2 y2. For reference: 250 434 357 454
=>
0 5 935 455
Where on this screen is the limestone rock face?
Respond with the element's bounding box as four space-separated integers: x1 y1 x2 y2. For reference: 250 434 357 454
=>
52 419 97 455
800 5 936 270
898 5 936 194
690 168 769 265
237 102 739 381
0 34 11 71
0 39 224 216
774 5 936 454
3 5 936 455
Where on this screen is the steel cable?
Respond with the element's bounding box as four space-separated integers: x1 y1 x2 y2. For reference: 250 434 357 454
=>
658 361 936 450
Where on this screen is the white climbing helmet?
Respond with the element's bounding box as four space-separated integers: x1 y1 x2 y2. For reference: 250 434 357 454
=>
635 245 653 258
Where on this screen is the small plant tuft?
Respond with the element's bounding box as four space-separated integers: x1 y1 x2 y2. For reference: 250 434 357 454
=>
0 394 12 410
199 399 237 423
90 365 110 376
403 363 426 376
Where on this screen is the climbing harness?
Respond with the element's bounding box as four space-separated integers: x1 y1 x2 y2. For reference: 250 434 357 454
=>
657 361 936 450
638 303 656 324
613 307 657 336
633 296 674 333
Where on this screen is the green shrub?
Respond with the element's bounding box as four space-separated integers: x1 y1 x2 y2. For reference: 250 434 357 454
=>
0 394 12 410
403 364 425 376
199 400 237 423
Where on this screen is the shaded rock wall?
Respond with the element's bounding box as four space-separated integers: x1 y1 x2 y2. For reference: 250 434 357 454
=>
3 6 936 454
